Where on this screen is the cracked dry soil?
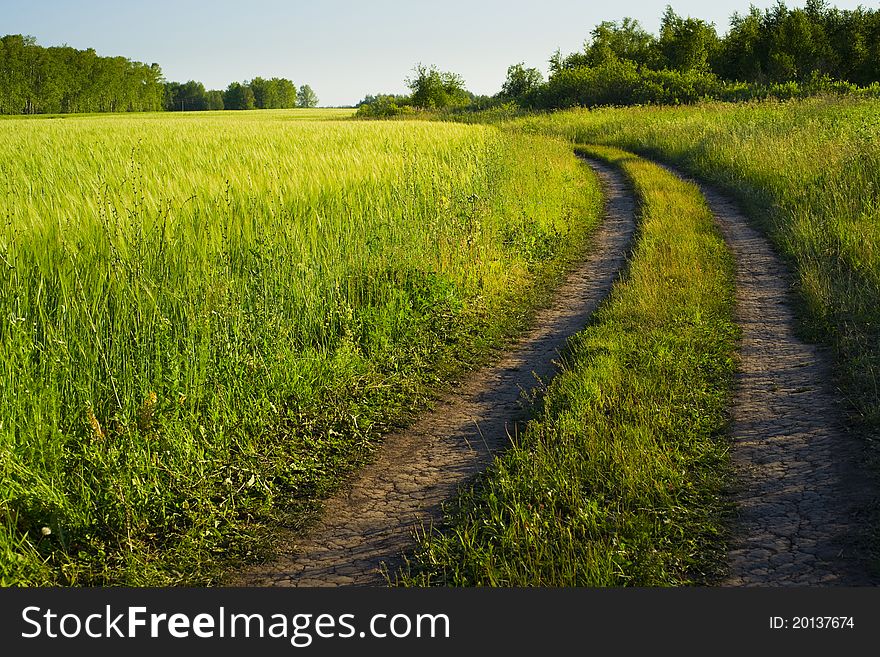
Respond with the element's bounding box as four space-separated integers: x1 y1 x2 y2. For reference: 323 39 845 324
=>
234 159 636 586
691 177 878 586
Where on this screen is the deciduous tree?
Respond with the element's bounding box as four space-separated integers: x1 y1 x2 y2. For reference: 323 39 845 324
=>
224 81 255 110
296 84 318 108
406 64 469 109
501 63 543 104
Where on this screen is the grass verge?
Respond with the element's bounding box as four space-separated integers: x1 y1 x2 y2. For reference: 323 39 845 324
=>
397 146 737 586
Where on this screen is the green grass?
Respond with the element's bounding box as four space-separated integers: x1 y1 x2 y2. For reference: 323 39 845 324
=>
0 107 356 121
512 98 880 438
398 146 737 586
0 112 602 585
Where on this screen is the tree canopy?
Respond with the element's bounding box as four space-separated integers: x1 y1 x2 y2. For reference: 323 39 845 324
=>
0 34 164 114
501 63 543 103
0 34 316 115
223 82 255 110
249 77 298 109
296 84 319 108
406 64 470 109
532 1 880 110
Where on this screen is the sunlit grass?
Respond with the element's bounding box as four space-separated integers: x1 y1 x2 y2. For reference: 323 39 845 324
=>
399 147 736 586
514 97 880 433
0 107 357 121
0 112 601 584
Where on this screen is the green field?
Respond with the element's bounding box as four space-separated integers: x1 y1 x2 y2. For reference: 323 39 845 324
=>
0 109 601 584
512 98 880 437
400 147 737 585
0 108 357 122
398 97 880 584
3 98 879 587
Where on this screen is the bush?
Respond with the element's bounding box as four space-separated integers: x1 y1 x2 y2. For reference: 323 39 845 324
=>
355 94 416 118
538 59 723 108
406 64 471 109
533 61 878 110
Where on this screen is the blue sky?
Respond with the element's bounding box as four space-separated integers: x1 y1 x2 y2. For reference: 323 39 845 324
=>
2 0 874 106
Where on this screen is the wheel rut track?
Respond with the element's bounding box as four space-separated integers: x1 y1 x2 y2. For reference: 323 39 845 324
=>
662 165 878 586
235 158 636 587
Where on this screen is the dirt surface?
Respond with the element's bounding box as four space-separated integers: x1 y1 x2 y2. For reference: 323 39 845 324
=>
234 159 636 586
682 175 878 586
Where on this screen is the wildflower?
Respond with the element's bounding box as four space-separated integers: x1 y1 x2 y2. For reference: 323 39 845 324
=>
137 391 157 432
41 527 51 536
86 406 105 442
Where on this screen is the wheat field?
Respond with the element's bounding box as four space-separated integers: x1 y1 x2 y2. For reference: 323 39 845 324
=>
0 110 601 584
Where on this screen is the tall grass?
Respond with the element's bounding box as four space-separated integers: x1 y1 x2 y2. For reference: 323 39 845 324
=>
399 147 736 586
513 98 880 435
0 111 601 584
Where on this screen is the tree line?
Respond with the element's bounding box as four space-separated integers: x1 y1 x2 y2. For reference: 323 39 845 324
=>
0 34 318 115
0 34 164 114
358 0 880 116
164 78 318 111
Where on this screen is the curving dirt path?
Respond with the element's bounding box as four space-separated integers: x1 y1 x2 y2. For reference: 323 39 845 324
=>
666 168 878 586
234 159 636 586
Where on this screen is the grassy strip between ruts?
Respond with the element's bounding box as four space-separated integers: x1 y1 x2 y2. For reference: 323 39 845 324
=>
397 146 737 586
